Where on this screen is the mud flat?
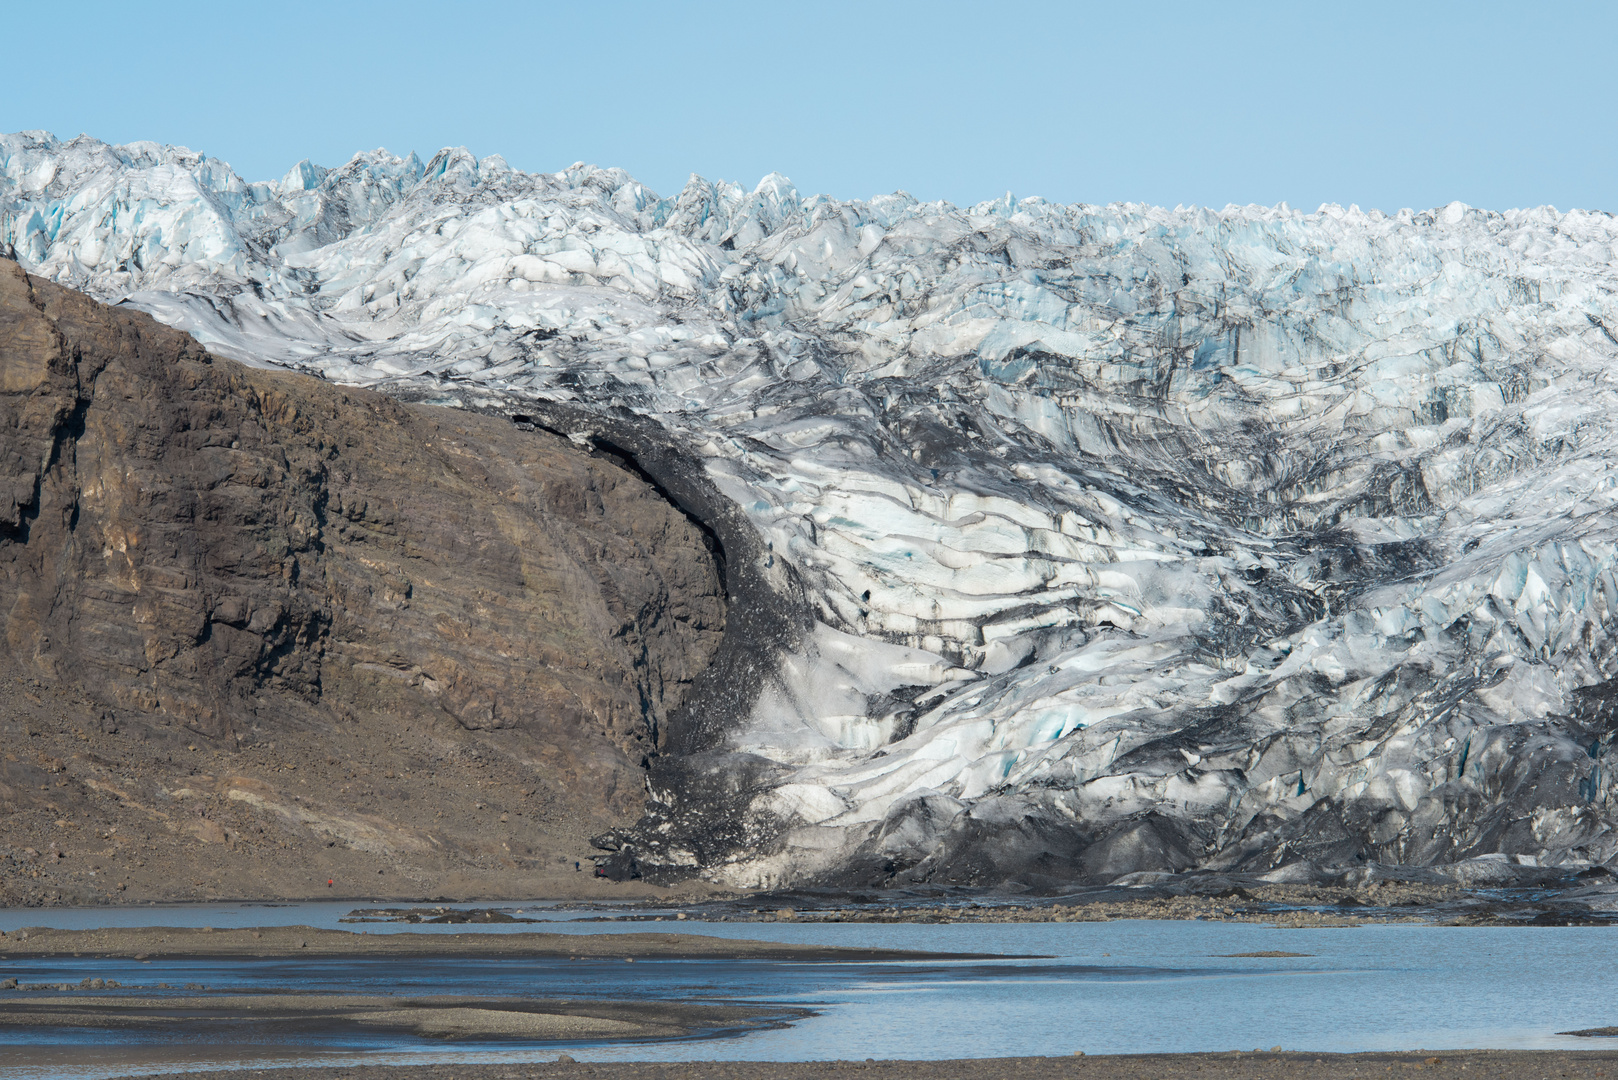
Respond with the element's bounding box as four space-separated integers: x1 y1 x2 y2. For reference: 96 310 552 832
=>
97 1050 1618 1080
0 924 1014 961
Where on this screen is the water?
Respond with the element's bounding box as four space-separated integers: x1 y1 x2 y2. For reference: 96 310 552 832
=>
1 902 1615 1079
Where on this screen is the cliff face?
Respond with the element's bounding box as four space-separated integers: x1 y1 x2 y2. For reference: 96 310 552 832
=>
0 261 725 903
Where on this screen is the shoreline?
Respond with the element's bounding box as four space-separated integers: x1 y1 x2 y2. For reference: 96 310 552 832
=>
7 873 1613 928
0 924 1024 961
86 1050 1618 1080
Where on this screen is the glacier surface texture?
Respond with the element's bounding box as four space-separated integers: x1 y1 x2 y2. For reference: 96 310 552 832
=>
5 131 1617 889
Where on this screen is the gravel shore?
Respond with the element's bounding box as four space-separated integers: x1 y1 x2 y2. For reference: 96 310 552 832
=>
100 1050 1618 1080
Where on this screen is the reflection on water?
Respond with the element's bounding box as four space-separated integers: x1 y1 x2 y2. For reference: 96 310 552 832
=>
1 905 1616 1079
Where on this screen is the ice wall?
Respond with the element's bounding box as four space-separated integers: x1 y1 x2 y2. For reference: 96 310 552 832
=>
4 130 1615 887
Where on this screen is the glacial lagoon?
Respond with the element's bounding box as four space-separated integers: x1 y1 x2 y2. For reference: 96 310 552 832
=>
1 902 1615 1078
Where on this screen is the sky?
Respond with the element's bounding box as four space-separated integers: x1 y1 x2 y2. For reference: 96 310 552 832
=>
4 0 1614 213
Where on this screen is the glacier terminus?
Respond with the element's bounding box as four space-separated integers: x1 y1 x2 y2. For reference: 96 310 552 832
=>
4 130 1616 891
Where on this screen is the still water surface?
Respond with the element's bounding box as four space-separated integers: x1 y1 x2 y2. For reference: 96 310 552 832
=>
0 902 1614 1078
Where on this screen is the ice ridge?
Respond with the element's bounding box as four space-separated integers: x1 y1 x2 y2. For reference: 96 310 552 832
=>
4 129 1616 889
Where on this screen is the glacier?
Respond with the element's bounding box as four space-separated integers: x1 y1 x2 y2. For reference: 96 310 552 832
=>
4 129 1616 889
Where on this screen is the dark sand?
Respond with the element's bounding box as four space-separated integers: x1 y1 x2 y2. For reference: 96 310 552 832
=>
0 992 785 1042
0 924 1014 961
99 1050 1618 1080
633 877 1618 928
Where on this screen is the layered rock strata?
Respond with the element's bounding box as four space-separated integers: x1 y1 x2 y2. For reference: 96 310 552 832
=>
0 260 725 902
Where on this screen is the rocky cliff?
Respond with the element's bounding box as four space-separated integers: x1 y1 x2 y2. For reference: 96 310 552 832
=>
0 260 726 903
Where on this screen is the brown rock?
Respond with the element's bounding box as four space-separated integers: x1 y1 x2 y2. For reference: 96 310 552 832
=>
0 259 726 900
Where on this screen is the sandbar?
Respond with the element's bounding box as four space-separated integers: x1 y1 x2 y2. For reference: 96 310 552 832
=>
0 992 779 1042
0 924 1015 961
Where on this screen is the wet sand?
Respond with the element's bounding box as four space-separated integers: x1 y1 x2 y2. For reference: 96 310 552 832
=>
99 1050 1618 1079
0 924 1011 961
0 992 782 1042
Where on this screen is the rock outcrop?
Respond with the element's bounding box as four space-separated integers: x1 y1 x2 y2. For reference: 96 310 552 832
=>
0 260 725 902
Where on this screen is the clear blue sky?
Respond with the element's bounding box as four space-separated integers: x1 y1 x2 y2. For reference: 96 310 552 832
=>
6 0 1614 213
